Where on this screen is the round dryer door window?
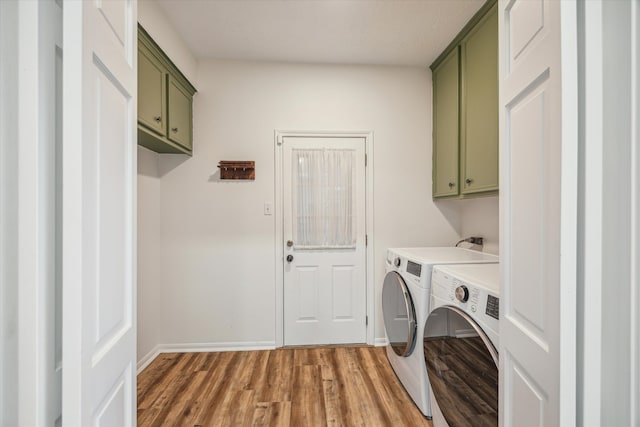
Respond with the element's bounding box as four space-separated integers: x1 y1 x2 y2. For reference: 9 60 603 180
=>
382 271 417 357
424 306 498 427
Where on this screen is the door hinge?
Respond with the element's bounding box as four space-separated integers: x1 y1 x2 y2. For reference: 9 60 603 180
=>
365 153 368 167
366 315 369 326
365 234 368 246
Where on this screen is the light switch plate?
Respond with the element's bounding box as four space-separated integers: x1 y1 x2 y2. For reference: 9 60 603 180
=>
264 202 273 215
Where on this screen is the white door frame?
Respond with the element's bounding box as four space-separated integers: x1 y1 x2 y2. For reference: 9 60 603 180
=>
579 1 640 423
274 130 374 347
14 1 64 424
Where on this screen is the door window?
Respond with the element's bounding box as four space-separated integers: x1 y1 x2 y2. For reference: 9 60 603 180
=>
291 148 356 249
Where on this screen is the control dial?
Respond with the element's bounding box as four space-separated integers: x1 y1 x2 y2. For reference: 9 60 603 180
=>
394 257 401 267
455 285 469 303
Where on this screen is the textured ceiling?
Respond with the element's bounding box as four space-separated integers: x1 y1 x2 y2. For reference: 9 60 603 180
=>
154 0 485 67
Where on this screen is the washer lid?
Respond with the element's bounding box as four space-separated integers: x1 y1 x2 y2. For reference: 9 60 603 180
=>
388 247 498 265
382 271 417 357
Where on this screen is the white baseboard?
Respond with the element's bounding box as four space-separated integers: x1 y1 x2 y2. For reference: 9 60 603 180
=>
136 341 277 374
374 337 389 347
137 345 162 374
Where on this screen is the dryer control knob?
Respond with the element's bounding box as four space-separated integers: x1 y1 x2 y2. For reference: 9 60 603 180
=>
455 285 469 303
394 257 401 267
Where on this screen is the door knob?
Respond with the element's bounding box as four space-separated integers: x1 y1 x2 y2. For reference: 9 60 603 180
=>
286 255 294 263
153 116 161 123
465 178 473 185
287 240 294 247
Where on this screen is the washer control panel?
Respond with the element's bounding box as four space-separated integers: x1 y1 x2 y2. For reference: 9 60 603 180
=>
433 265 500 324
386 249 431 290
486 294 499 320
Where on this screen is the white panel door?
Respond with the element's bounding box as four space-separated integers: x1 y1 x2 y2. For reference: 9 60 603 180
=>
283 137 366 345
62 0 137 425
499 0 577 426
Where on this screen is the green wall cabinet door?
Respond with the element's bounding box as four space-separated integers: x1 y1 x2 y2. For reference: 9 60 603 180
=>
430 0 498 199
137 25 196 155
432 48 460 198
167 76 192 150
138 44 166 137
460 3 498 195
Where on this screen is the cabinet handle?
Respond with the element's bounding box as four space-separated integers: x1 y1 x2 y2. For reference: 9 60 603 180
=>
154 116 161 123
448 182 455 188
171 127 178 133
465 178 473 185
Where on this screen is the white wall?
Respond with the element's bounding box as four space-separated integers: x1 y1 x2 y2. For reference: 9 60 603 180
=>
137 1 198 363
138 0 198 86
137 147 162 362
455 196 499 254
155 60 464 347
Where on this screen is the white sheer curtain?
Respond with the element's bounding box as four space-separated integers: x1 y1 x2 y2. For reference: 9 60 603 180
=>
292 148 356 249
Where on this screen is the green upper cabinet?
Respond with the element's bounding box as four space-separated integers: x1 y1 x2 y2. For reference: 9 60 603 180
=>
460 4 498 195
430 0 498 199
137 25 196 155
432 48 460 198
167 76 192 150
138 43 166 137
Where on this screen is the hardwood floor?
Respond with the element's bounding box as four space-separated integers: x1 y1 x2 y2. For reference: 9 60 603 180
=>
138 346 433 427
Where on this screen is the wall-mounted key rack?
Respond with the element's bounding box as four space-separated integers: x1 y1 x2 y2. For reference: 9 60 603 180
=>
218 161 255 180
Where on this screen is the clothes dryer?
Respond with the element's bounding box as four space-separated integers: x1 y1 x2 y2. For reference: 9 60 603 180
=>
424 263 500 427
382 247 498 417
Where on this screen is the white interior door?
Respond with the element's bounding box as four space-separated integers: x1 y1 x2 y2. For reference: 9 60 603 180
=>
498 0 577 426
62 1 137 425
283 136 367 346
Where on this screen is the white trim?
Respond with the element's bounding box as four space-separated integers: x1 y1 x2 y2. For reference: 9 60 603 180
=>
136 341 278 374
374 338 389 347
0 2 19 424
17 2 44 425
157 341 277 353
274 130 375 347
559 2 579 426
630 2 639 423
581 1 604 422
61 1 84 422
136 345 162 374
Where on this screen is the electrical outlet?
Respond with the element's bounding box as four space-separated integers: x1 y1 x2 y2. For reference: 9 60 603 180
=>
470 237 484 245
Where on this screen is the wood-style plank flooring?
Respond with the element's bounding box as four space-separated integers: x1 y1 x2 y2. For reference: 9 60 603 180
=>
137 346 433 427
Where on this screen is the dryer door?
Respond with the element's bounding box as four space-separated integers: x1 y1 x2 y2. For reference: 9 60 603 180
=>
424 306 498 427
382 271 417 357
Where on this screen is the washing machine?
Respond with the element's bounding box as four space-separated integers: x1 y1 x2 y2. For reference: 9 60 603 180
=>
381 247 498 417
424 263 500 427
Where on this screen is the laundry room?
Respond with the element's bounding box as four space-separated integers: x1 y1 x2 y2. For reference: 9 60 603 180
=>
135 0 502 423
3 0 639 425
137 0 499 362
